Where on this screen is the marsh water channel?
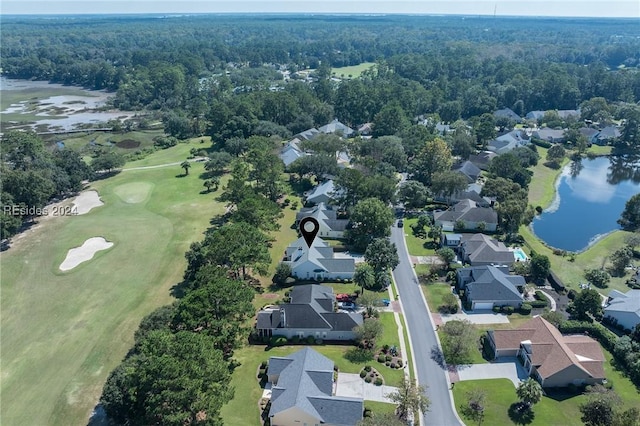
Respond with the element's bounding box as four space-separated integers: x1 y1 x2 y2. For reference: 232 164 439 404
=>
0 77 133 133
532 155 640 252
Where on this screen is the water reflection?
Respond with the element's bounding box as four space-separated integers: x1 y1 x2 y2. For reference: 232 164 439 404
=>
532 156 640 252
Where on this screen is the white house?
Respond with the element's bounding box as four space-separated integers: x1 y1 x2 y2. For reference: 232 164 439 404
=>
296 203 348 239
605 290 640 331
283 236 355 281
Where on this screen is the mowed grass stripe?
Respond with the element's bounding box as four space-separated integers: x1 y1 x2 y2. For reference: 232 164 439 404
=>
0 149 223 426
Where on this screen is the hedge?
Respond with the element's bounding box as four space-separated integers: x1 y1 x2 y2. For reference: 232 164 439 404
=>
519 303 532 315
532 138 552 148
558 320 617 352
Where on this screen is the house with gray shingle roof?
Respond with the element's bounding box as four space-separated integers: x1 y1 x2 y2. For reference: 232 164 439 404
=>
595 126 622 145
579 127 599 145
296 203 349 239
306 179 340 205
494 108 523 123
280 138 309 168
525 110 546 121
319 119 354 138
256 284 362 341
459 233 515 268
469 150 498 170
604 289 640 332
487 130 531 155
267 347 364 426
433 199 498 232
284 237 355 281
457 265 525 310
295 128 322 141
453 160 482 184
533 127 566 143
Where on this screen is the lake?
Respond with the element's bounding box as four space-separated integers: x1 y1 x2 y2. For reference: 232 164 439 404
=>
531 156 640 252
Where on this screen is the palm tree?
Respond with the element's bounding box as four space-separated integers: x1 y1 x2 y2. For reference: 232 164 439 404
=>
387 378 430 422
353 262 375 294
181 160 191 176
516 378 543 409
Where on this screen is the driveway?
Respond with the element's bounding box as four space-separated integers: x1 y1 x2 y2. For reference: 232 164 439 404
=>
441 311 510 325
335 373 397 403
455 358 529 387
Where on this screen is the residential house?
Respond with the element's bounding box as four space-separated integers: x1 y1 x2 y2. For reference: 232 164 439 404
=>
469 151 497 170
579 127 599 145
441 233 463 249
280 138 308 168
256 284 363 341
494 108 523 123
296 203 349 239
306 179 340 205
357 122 372 136
433 199 498 232
459 233 515 268
533 128 566 143
453 160 482 184
604 289 640 331
595 126 622 145
557 109 581 120
319 119 355 138
435 122 452 135
486 316 606 388
487 130 531 155
433 188 494 208
525 110 546 121
456 265 525 310
295 128 321 141
283 236 355 281
267 347 364 426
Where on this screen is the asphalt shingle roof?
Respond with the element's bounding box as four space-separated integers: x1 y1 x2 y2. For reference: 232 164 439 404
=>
460 265 524 303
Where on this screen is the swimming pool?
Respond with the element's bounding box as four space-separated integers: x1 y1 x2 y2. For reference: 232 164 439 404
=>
513 247 528 262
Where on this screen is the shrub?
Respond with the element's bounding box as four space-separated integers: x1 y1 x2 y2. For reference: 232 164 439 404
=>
364 365 372 372
397 360 403 367
374 378 383 386
530 300 549 308
383 344 390 352
385 361 391 366
270 336 288 347
360 370 367 378
492 306 501 313
291 336 300 344
385 355 392 362
260 361 268 369
504 306 515 314
363 408 372 418
315 338 323 345
307 336 315 344
377 355 386 363
345 348 374 363
567 289 577 300
519 303 532 315
390 362 397 369
365 376 372 383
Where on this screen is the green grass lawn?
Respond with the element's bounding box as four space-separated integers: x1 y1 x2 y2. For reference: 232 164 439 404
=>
55 129 166 156
364 401 397 416
0 146 223 426
420 282 454 312
404 218 437 256
331 62 376 79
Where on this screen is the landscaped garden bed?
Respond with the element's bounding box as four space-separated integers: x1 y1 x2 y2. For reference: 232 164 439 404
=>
376 344 404 369
359 365 385 386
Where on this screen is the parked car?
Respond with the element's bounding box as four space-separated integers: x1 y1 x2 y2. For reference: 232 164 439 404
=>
336 293 351 302
381 299 391 306
338 301 356 310
397 219 404 228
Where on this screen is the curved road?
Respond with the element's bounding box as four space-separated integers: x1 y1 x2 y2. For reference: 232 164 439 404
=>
391 226 463 426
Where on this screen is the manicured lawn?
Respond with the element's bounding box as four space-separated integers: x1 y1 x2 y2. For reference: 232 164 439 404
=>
404 218 437 256
331 62 376 79
0 146 224 426
527 146 568 209
420 282 454 312
364 401 397 416
453 346 640 426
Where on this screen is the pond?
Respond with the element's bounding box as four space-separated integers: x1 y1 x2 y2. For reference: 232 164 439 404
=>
531 155 640 252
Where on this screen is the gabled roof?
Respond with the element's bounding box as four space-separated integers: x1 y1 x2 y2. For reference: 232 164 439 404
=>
494 108 523 122
306 180 339 204
534 128 566 141
579 127 599 139
433 199 498 225
296 128 321 141
605 289 640 315
280 148 306 167
318 119 354 137
489 317 605 382
557 109 580 119
454 160 482 183
460 233 515 264
269 347 363 425
525 110 545 120
597 126 621 140
286 236 355 276
461 265 524 303
297 202 348 232
469 151 498 170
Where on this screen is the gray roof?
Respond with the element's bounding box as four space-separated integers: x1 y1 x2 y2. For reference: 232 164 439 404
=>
454 160 482 183
558 109 580 119
526 110 545 120
318 119 354 137
461 233 515 265
579 127 599 139
306 180 339 204
460 265 524 303
269 347 363 425
433 199 498 225
296 128 321 141
469 151 497 170
285 236 355 277
280 148 305 167
534 128 566 141
291 284 335 312
297 202 349 232
494 108 523 122
597 126 621 140
605 289 640 315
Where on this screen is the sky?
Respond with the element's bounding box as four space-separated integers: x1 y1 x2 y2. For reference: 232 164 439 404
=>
1 0 639 18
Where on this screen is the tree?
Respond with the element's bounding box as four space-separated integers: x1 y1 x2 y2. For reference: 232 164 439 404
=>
579 385 621 426
100 330 233 426
489 152 532 188
397 180 429 209
346 198 395 251
570 288 604 321
619 194 640 231
473 113 497 148
92 151 125 173
464 388 487 425
440 292 459 314
610 247 632 276
431 170 469 204
386 379 430 422
428 224 443 246
372 102 410 137
354 318 384 347
272 262 292 286
584 268 611 289
133 304 176 346
354 263 376 294
409 138 452 186
172 271 254 357
496 198 531 234
440 320 478 365
516 378 543 409
450 128 476 160
204 151 233 176
180 160 191 175
529 253 550 284
546 144 566 167
230 193 283 232
364 238 400 284
436 247 456 264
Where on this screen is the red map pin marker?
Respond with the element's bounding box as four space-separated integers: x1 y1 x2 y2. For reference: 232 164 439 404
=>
299 217 320 248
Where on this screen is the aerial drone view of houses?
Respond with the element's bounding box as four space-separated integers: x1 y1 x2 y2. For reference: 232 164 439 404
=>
2 12 640 426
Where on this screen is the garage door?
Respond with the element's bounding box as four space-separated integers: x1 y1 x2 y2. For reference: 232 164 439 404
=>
473 302 494 310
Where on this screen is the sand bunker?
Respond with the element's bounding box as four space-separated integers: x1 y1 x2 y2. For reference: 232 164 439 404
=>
113 182 153 204
59 237 113 271
72 190 104 215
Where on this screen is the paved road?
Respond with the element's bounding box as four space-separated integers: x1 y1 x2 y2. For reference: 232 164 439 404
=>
391 226 463 426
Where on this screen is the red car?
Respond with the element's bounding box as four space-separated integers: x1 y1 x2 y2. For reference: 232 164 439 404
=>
336 293 351 302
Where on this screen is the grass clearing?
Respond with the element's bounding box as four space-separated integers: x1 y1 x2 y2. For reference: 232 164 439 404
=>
0 144 223 426
331 62 376 79
420 282 454 312
404 218 437 256
54 129 165 156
